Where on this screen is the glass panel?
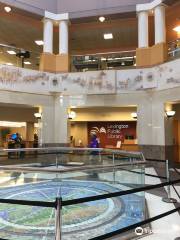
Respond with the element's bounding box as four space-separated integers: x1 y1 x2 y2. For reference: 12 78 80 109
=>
0 148 145 239
71 50 136 72
0 44 40 71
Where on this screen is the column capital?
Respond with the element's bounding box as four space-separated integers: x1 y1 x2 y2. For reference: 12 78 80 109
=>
45 11 69 22
136 0 164 12
154 3 167 10
42 17 54 24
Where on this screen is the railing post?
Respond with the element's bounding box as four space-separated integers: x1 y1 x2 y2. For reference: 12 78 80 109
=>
55 197 62 240
99 151 102 164
56 154 58 169
112 153 115 184
162 159 177 203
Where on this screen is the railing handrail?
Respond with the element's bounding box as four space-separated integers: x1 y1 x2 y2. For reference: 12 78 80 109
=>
0 147 143 157
0 160 146 174
0 43 39 54
71 49 136 57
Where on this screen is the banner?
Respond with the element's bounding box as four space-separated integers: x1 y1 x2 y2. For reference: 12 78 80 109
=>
88 121 136 147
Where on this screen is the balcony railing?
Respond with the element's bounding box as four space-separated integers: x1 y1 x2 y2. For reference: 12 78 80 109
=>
168 38 180 60
70 50 136 72
0 43 40 71
0 39 180 72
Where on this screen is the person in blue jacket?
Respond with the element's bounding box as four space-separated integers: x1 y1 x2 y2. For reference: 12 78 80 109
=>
89 133 100 178
90 133 99 149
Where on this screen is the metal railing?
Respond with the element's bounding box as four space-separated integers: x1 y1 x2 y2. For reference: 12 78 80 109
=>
71 50 136 72
0 43 40 71
168 38 180 60
1 39 180 73
0 147 146 239
0 148 179 239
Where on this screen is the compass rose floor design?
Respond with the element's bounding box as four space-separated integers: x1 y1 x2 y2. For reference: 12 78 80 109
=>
0 180 145 240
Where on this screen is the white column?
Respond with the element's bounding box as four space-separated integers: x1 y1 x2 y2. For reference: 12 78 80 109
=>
43 18 53 53
41 105 55 145
54 95 70 143
138 11 149 48
154 4 166 44
59 20 69 54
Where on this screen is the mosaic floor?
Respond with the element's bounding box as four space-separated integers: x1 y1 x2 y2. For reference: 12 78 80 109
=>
0 180 145 240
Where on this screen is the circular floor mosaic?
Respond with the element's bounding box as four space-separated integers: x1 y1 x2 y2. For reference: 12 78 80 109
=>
0 180 144 240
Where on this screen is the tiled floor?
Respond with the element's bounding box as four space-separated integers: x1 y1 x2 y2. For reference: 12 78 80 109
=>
142 167 180 240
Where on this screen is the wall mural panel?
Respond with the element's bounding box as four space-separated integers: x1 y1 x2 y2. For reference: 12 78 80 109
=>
55 70 116 95
0 65 52 94
155 59 180 90
0 58 180 95
116 68 157 93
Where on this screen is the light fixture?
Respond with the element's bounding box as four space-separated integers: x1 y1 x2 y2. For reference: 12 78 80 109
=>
34 112 42 119
173 26 180 33
35 40 44 46
131 112 137 119
6 63 13 66
0 121 26 127
166 110 176 118
24 61 31 65
7 50 16 55
68 111 76 120
104 33 113 40
34 123 39 128
99 16 105 22
4 6 11 13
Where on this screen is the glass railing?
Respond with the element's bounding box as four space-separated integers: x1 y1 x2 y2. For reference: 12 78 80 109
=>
168 38 180 60
0 148 179 240
71 50 136 72
1 39 180 73
0 43 40 71
0 147 146 240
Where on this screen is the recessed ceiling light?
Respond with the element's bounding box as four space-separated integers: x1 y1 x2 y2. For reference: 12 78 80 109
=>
4 6 11 13
24 61 31 65
173 26 180 32
7 50 16 55
35 40 44 46
6 63 13 66
99 16 105 22
104 33 113 40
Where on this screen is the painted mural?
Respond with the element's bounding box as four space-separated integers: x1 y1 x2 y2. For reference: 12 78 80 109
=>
55 70 116 95
0 65 51 94
0 58 180 95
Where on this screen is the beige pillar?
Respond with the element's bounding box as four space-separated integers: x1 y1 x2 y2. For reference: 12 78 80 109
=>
54 95 70 144
137 99 166 160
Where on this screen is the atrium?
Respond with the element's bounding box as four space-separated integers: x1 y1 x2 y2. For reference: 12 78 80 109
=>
0 0 180 239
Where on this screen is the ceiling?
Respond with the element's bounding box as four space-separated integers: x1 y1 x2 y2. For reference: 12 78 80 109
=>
0 1 180 70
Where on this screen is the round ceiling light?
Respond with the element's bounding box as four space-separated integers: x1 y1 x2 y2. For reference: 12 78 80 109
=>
99 16 105 22
4 6 11 13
